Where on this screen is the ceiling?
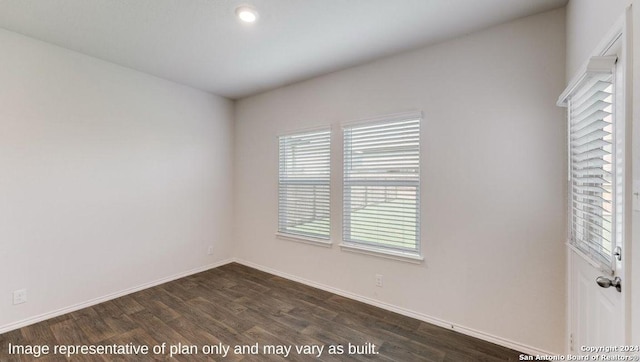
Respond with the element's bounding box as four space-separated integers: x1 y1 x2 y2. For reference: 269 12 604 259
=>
0 0 567 99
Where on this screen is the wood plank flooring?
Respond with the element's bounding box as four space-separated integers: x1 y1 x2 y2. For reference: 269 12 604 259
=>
0 263 524 361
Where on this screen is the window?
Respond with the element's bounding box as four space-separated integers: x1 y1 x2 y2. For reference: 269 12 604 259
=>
342 114 421 256
278 129 331 241
562 56 619 270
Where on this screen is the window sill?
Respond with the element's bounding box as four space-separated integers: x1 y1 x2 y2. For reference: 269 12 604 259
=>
339 243 424 264
275 233 333 248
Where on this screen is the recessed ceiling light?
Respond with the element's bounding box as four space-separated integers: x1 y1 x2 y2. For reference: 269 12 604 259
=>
236 5 258 23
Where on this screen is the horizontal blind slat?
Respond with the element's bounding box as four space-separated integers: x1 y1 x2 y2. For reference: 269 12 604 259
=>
344 117 420 253
572 130 610 146
279 129 331 240
568 72 615 268
571 139 610 154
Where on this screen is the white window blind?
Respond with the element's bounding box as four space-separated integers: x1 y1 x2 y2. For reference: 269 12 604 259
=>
568 71 615 268
343 116 420 254
278 129 331 240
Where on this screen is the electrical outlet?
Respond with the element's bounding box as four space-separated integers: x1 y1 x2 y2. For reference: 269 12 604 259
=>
375 274 383 287
13 289 27 305
207 246 214 255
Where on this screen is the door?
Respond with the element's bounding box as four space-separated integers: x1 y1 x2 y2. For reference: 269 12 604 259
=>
570 250 624 353
563 15 629 355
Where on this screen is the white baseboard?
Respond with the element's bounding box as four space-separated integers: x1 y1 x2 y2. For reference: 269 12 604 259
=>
234 258 555 357
0 258 234 334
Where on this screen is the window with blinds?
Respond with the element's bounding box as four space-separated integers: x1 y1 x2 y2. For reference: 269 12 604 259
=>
278 129 331 240
343 116 420 254
568 71 616 268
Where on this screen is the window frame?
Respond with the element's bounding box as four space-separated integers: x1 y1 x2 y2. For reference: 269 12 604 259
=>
339 112 423 262
276 127 332 246
558 52 625 274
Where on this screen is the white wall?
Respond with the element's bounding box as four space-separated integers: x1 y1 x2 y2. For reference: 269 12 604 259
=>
234 9 566 354
0 28 234 331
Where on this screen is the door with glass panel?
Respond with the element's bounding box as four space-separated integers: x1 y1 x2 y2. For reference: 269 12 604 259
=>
559 28 628 353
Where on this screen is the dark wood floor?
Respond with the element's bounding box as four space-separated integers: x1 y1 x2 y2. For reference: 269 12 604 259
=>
0 263 523 361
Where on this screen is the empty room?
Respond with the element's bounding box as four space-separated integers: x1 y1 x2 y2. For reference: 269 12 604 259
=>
1 0 639 360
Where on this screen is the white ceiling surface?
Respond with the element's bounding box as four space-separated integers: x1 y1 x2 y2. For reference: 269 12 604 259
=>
0 0 567 99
